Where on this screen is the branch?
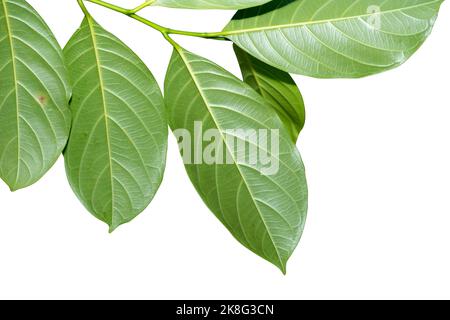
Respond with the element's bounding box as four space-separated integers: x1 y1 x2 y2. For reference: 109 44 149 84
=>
82 0 227 41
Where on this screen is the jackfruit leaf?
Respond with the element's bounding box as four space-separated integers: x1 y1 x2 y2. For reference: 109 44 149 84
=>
224 0 444 78
64 18 167 231
154 0 272 10
234 45 305 142
165 47 308 273
0 0 71 190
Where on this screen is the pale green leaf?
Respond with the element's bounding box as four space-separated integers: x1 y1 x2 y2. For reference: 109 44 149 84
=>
63 18 167 231
165 47 308 273
154 0 272 10
0 0 71 191
224 0 444 78
234 45 305 142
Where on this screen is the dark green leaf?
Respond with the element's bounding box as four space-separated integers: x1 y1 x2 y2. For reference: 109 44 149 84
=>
234 45 305 142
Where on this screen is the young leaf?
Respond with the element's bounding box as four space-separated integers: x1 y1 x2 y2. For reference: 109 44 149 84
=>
165 47 308 273
234 45 305 142
0 0 71 191
63 18 167 231
154 0 272 10
224 0 444 78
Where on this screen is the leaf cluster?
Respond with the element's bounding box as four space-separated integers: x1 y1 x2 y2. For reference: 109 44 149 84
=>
0 0 444 272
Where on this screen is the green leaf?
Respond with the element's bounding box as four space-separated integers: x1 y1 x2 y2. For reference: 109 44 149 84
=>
0 0 71 191
224 0 444 78
165 47 308 273
154 0 272 10
63 17 167 231
234 45 305 142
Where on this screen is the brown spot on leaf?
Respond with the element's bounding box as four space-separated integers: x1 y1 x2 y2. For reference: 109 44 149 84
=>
38 95 47 106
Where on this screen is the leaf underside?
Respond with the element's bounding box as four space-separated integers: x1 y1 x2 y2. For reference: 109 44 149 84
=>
154 0 272 10
224 0 444 78
0 0 71 191
234 45 305 142
165 47 308 273
63 18 167 231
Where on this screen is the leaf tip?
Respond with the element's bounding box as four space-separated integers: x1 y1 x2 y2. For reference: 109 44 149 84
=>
108 224 118 234
266 257 288 275
7 182 23 192
108 218 129 233
278 263 287 275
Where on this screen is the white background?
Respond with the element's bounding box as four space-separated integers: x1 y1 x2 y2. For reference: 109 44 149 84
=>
0 0 449 300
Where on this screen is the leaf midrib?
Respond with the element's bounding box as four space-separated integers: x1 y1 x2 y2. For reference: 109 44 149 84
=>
177 48 285 270
86 17 115 225
1 0 20 188
224 0 441 36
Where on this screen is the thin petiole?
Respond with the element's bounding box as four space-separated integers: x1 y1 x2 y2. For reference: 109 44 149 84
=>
84 0 127 14
83 0 227 40
77 0 91 17
128 0 156 14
